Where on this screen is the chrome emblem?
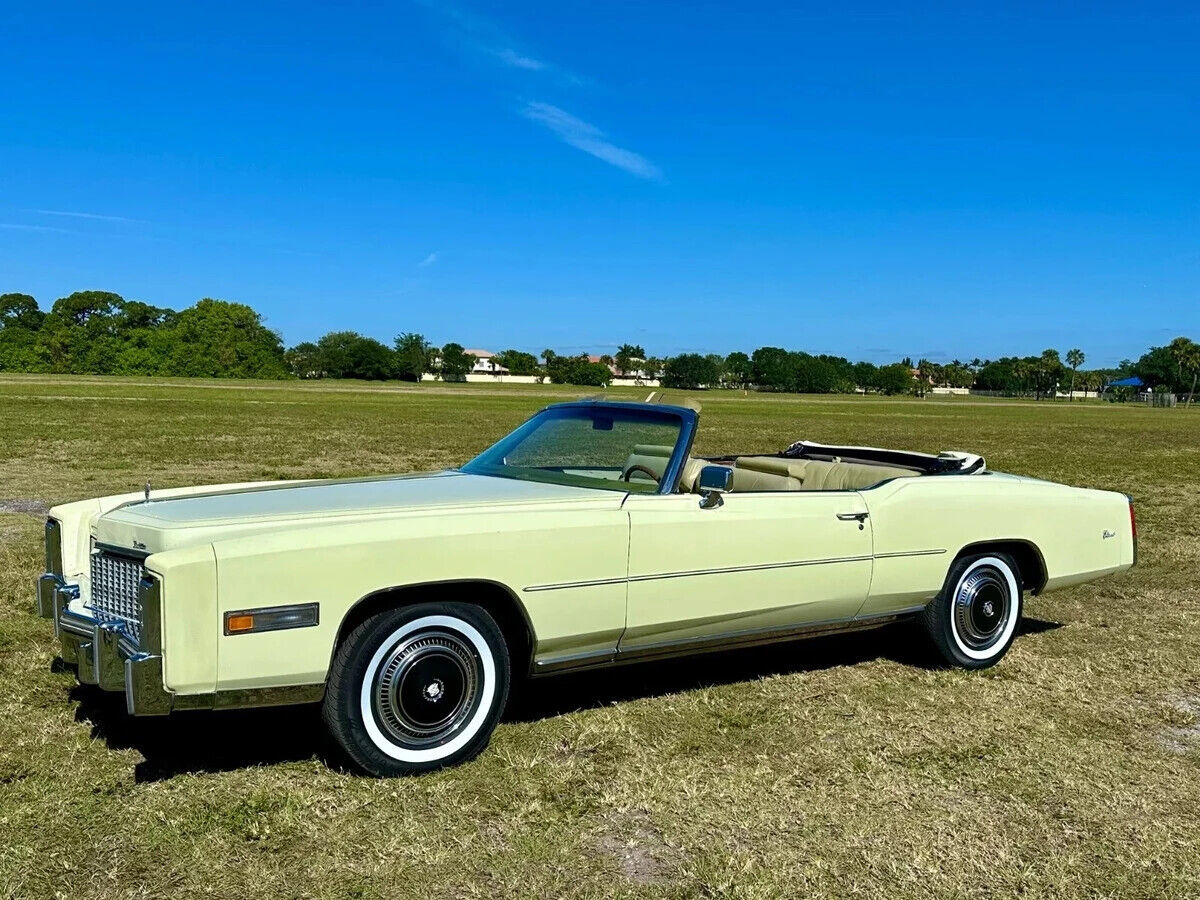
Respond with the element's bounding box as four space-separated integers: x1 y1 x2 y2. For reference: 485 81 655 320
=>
132 539 147 550
1102 530 1116 540
423 679 445 702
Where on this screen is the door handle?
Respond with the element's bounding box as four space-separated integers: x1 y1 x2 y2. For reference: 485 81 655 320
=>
837 512 869 529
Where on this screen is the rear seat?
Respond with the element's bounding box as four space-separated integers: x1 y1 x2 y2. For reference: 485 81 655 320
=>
730 456 919 492
628 447 919 494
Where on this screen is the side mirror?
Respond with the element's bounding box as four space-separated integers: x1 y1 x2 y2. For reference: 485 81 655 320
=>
697 465 733 509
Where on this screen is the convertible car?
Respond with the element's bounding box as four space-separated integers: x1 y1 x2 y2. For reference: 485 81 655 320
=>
36 400 1135 775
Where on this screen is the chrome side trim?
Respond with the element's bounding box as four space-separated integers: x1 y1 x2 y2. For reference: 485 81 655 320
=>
532 647 615 671
524 554 872 592
623 606 926 659
534 606 927 675
523 549 947 593
167 683 325 712
523 575 629 593
628 555 872 584
208 684 325 710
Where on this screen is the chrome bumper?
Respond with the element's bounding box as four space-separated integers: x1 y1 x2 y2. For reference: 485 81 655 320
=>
36 572 171 716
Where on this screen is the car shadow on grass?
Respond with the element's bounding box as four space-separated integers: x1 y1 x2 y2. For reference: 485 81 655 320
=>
69 686 331 783
65 617 1063 781
506 616 1064 722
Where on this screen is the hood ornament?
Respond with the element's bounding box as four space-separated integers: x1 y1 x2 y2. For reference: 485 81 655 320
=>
144 481 152 503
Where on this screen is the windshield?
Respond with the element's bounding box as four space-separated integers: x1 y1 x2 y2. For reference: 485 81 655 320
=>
461 405 688 493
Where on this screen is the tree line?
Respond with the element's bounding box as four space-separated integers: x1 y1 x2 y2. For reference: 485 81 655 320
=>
2 291 1197 401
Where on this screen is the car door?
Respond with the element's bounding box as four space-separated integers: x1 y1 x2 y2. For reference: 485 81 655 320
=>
619 489 873 654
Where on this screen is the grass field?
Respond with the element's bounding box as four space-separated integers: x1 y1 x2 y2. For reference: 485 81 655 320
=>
1 374 1198 899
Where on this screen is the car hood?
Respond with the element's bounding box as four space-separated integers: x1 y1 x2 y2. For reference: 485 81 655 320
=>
91 471 624 555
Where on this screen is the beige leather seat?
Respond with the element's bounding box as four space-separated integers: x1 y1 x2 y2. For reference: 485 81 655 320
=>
676 457 707 492
620 444 672 486
731 456 918 492
622 449 916 494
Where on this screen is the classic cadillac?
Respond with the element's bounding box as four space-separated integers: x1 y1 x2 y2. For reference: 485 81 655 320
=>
36 400 1136 775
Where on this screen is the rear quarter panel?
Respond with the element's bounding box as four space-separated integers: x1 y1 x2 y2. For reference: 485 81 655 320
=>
858 474 1134 616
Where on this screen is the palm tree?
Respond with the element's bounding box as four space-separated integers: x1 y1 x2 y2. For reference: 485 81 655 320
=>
1013 359 1031 397
1066 348 1085 401
1169 337 1200 407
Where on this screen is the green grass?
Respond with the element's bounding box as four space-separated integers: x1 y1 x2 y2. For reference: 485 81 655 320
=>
1 374 1198 899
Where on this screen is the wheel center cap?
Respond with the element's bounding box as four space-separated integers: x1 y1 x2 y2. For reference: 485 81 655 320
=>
423 678 445 702
982 600 995 618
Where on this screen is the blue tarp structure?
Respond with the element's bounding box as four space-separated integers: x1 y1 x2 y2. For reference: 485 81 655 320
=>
1105 376 1143 388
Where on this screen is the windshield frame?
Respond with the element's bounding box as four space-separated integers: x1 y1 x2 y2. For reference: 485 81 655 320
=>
459 401 699 495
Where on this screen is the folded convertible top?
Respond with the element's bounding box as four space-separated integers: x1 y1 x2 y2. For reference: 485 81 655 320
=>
780 440 986 475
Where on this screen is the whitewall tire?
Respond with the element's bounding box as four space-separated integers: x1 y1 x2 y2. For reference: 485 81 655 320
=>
922 552 1023 669
323 602 510 776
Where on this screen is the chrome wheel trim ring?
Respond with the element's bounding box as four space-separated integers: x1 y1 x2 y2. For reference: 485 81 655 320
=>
359 615 496 763
948 556 1020 661
373 630 480 747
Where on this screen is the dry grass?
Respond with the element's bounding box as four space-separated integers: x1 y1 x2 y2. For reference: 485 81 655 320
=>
0 374 1198 899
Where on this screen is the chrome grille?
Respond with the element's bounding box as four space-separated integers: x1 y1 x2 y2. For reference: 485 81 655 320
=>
88 550 144 644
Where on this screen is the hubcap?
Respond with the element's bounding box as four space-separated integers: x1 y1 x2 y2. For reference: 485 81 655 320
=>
953 566 1011 650
372 629 481 747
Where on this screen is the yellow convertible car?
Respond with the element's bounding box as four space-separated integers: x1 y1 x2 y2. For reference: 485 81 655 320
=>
36 400 1136 775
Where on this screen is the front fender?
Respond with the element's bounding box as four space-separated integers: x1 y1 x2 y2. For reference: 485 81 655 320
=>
208 506 629 692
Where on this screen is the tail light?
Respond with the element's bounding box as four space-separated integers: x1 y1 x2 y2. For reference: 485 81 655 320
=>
1127 496 1137 565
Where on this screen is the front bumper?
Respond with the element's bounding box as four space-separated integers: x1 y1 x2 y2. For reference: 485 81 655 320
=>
36 572 171 716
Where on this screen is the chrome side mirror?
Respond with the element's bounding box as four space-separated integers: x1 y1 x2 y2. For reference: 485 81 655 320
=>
697 465 733 509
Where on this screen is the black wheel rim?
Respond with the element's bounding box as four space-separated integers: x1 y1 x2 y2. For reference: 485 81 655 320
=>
372 629 482 748
953 566 1011 650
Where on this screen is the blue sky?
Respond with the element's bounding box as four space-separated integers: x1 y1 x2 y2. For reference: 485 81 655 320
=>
2 2 1197 366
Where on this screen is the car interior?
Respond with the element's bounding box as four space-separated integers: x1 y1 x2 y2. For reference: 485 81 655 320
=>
621 444 922 493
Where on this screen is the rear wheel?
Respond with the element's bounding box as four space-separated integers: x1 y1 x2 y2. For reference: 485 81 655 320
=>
922 553 1023 669
323 601 510 776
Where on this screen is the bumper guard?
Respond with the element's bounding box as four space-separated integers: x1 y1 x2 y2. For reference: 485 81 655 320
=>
36 572 171 715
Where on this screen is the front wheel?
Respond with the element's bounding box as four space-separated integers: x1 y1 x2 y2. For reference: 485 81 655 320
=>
922 553 1023 669
322 602 510 776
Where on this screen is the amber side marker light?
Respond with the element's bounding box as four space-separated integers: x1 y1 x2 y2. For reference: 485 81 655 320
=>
224 603 319 636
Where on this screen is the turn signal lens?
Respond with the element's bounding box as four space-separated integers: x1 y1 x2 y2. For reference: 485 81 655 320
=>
226 614 255 633
223 603 319 635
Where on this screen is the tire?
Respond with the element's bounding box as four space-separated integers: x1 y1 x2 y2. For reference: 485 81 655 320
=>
922 552 1023 669
322 601 510 776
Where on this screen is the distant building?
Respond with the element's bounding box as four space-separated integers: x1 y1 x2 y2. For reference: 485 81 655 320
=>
463 349 508 376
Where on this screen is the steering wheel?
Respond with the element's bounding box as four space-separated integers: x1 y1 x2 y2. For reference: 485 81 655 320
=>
621 463 661 484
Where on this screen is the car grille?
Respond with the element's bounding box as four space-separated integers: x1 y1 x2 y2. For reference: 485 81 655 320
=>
88 550 145 645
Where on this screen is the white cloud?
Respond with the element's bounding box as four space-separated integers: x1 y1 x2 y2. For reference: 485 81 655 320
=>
416 0 583 85
33 209 144 223
520 102 662 180
1 222 73 233
495 48 546 70
418 252 439 268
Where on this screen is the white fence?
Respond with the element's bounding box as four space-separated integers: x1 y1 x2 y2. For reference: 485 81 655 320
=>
420 373 662 386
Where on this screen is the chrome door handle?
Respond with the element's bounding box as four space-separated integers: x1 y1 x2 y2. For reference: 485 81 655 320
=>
837 512 869 521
